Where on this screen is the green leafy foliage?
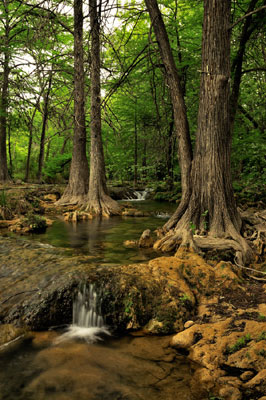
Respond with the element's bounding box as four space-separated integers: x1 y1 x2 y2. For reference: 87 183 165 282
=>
43 153 72 182
0 0 264 198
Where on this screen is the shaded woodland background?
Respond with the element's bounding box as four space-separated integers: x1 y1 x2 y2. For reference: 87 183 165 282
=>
0 0 265 200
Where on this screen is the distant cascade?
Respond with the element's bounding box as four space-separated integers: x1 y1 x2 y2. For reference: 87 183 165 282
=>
124 188 152 201
156 212 170 219
73 284 104 328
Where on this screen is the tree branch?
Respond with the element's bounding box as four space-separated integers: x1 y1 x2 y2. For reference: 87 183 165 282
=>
16 0 73 35
229 5 266 29
102 45 150 106
242 67 266 74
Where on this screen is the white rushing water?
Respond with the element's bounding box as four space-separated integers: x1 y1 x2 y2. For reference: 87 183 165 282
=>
124 188 152 201
73 284 104 327
55 284 110 344
155 212 170 219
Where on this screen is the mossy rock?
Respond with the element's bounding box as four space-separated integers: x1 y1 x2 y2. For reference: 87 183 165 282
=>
22 214 48 233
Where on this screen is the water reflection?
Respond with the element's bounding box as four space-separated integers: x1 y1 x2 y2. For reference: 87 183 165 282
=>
30 201 176 265
0 333 193 400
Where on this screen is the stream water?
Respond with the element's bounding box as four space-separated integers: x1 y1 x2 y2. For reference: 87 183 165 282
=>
0 200 193 400
29 200 177 265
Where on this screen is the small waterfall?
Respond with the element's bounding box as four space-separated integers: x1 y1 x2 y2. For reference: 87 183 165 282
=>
155 212 170 219
54 284 110 344
124 188 152 201
73 284 104 328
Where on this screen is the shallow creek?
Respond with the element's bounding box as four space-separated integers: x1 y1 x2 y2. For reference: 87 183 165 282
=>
0 332 192 400
0 201 193 400
29 200 177 265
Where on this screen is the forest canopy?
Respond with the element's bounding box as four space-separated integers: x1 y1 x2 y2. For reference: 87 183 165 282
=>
0 0 264 189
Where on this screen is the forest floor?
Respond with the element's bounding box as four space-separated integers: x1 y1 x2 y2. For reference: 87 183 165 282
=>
0 183 266 400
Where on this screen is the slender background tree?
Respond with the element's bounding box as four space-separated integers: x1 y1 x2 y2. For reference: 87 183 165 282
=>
56 0 89 205
82 0 120 216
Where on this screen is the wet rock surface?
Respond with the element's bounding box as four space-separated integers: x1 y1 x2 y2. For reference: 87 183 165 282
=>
171 251 266 400
0 235 265 400
0 236 197 333
0 333 192 400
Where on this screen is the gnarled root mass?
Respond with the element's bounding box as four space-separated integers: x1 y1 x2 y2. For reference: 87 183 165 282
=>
55 181 88 207
58 189 122 220
63 210 93 222
143 209 266 267
55 194 87 207
82 192 122 217
153 225 255 267
153 228 252 266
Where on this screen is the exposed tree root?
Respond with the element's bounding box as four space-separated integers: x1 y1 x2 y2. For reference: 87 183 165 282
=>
55 166 89 207
153 201 266 266
63 211 93 222
55 194 87 207
151 207 265 266
82 192 122 217
163 194 191 231
63 198 122 221
141 207 266 279
153 227 255 266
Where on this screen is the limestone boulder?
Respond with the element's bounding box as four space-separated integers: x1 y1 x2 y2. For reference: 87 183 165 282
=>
0 238 204 334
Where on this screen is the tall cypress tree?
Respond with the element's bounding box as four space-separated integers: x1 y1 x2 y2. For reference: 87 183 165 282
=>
145 0 253 264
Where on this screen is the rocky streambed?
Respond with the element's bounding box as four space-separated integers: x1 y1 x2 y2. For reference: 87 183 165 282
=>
0 235 266 400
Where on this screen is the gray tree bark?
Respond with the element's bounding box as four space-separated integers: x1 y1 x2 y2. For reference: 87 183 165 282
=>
146 0 252 264
82 0 120 216
0 11 11 183
57 0 89 205
37 71 53 182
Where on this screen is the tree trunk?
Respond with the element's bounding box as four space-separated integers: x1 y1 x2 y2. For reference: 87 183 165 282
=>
60 135 70 155
56 0 89 205
144 0 193 224
45 138 51 162
25 109 38 182
37 72 53 182
82 0 120 216
0 34 11 182
166 116 174 187
134 99 138 187
142 136 147 181
230 0 259 132
25 130 33 182
152 0 252 264
181 0 239 230
7 123 12 179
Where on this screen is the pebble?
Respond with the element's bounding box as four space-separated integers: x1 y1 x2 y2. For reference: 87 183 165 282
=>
184 320 194 329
